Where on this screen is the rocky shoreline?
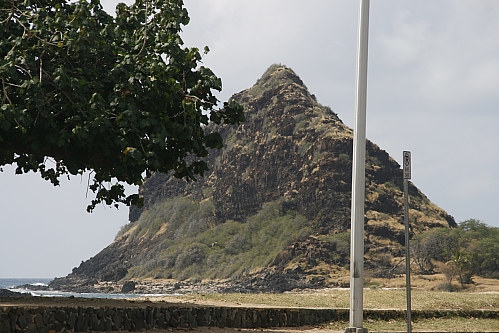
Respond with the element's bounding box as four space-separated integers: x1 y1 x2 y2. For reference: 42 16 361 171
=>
46 268 350 296
0 289 31 297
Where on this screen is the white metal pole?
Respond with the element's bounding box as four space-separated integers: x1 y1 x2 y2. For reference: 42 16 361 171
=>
347 0 370 332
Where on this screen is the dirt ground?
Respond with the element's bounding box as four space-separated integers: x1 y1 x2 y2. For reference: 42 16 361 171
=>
0 296 158 308
372 274 499 292
111 328 342 333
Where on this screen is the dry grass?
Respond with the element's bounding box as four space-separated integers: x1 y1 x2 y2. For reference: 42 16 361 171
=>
170 275 499 311
325 318 499 332
153 276 499 332
173 288 499 311
164 289 499 332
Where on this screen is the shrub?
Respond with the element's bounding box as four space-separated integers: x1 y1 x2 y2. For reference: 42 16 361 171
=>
437 281 458 292
175 243 207 269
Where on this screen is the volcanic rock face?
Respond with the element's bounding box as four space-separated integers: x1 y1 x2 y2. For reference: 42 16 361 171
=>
132 64 454 236
52 65 455 292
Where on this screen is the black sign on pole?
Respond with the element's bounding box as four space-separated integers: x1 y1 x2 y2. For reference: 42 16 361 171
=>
403 151 411 179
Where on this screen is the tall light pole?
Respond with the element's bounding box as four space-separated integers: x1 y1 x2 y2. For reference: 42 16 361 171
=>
346 0 370 333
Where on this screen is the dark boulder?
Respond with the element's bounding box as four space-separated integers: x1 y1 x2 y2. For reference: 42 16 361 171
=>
121 281 136 293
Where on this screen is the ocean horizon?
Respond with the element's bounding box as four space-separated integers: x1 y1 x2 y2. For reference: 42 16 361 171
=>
0 277 53 289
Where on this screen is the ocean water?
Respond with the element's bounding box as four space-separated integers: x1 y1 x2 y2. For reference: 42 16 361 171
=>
0 277 53 289
0 278 172 299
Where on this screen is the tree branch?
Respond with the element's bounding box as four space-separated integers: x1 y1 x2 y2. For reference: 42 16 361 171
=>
1 79 13 104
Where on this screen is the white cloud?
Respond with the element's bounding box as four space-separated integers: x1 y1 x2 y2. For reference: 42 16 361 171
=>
370 1 499 115
377 10 431 67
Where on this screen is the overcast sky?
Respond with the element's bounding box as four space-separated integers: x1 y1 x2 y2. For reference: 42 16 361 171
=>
1 1 498 278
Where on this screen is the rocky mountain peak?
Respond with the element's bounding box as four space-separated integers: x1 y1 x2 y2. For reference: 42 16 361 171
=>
51 65 456 292
132 63 455 233
234 64 342 130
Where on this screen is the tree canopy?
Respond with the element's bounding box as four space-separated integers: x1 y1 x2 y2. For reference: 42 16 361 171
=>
412 219 499 285
0 0 244 211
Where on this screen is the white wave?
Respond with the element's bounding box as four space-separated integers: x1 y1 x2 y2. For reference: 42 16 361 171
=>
7 288 32 294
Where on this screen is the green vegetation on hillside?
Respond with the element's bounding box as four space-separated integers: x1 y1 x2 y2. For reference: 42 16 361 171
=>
413 219 499 288
118 194 499 285
117 196 312 281
118 195 499 286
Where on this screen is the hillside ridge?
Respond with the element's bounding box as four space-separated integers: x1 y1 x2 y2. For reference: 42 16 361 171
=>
50 64 455 292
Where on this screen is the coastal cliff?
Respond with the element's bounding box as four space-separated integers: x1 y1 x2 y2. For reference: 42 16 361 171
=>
50 65 455 293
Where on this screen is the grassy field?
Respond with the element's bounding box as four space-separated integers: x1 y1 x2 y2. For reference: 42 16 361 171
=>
325 317 499 332
166 290 499 332
156 276 499 332
173 288 499 310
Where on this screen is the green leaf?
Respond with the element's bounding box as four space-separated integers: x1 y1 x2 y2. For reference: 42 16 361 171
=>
0 0 244 212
